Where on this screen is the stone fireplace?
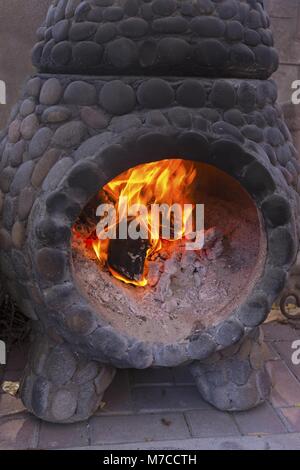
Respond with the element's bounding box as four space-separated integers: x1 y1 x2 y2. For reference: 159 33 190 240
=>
0 0 299 423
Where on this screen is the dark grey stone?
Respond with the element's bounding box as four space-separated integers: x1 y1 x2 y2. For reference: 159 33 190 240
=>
230 44 255 67
42 105 72 123
153 17 188 33
119 18 148 38
10 161 34 196
73 41 104 67
262 195 291 227
103 6 124 21
52 19 70 42
177 80 206 108
64 81 97 106
46 345 77 386
241 125 263 142
226 20 244 40
68 161 100 196
152 0 176 16
52 121 86 147
211 81 236 110
29 127 53 159
69 22 97 41
107 38 138 68
40 78 63 106
212 121 244 142
95 23 117 43
158 38 190 65
269 227 295 267
188 333 216 360
36 247 66 282
52 41 73 65
216 320 244 348
137 79 174 108
99 81 136 115
124 0 139 16
238 294 270 327
238 82 256 112
191 16 225 37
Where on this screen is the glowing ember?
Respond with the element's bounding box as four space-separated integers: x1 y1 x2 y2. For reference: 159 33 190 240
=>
74 159 199 286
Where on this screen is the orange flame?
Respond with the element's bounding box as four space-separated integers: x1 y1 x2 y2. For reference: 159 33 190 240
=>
92 158 197 286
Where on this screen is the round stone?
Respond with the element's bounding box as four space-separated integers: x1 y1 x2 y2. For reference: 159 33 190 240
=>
168 107 191 128
52 19 70 42
65 306 97 335
217 1 238 19
68 161 100 195
224 109 246 127
230 44 255 67
255 45 278 71
12 221 25 249
269 227 295 267
52 41 72 65
73 42 104 67
107 38 138 68
26 77 42 97
36 248 66 282
119 18 148 38
177 80 206 108
20 99 36 118
8 120 21 143
103 6 124 21
241 125 263 143
40 78 63 106
10 161 34 196
137 79 174 108
212 121 244 142
157 38 190 65
64 81 97 106
99 81 136 115
226 21 244 41
153 17 188 34
10 140 26 167
20 114 39 140
52 121 86 147
216 320 244 347
210 80 236 110
31 148 61 188
124 0 139 16
191 16 226 37
152 0 176 16
46 345 77 386
188 333 216 360
69 22 97 41
42 106 72 123
29 127 53 159
80 107 109 129
95 24 116 43
74 1 91 21
265 127 284 147
195 39 228 68
51 390 77 421
238 294 270 327
262 195 291 228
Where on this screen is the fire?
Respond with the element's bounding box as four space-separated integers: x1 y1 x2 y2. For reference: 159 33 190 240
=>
88 159 198 286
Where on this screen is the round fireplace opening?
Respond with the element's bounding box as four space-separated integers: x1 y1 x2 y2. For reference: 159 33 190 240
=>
71 159 267 344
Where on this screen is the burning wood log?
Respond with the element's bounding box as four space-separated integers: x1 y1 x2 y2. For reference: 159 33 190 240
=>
108 238 149 283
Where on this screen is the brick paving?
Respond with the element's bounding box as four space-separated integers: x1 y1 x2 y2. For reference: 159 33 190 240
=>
0 321 300 450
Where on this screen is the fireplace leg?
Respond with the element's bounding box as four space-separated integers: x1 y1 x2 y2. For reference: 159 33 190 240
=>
20 331 116 423
190 328 271 411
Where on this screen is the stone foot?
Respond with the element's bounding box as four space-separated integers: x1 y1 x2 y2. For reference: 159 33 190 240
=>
190 328 271 411
20 331 116 423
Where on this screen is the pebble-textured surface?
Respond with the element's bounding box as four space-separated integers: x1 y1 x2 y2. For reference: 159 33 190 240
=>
0 74 299 376
32 0 278 79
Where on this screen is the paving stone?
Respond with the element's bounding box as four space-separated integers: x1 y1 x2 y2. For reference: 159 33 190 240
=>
0 414 39 450
130 368 174 386
131 385 210 413
272 341 300 381
89 413 190 446
279 407 300 432
185 409 239 438
233 402 286 435
262 322 300 341
0 394 26 418
38 421 89 449
266 361 300 407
